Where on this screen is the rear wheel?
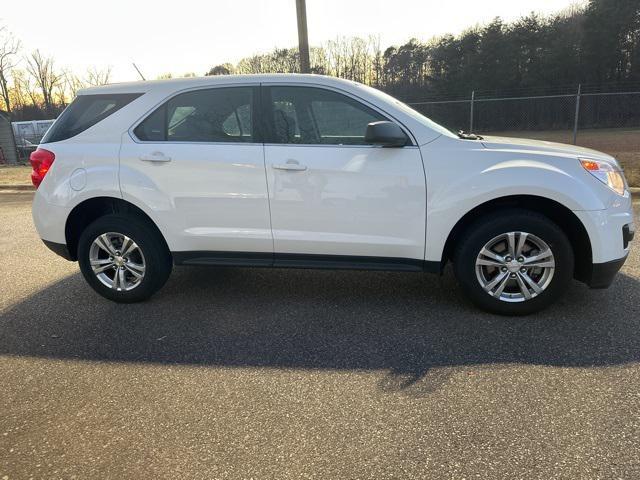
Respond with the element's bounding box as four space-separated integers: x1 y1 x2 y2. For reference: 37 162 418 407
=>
77 214 172 303
453 209 574 315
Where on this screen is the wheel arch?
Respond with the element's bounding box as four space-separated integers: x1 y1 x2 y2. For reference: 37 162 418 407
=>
441 195 593 282
65 196 169 261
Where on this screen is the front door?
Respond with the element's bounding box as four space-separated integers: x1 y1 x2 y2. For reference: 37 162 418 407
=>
262 85 426 264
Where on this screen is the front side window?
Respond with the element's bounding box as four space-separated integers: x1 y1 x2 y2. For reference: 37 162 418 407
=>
266 86 386 145
135 87 254 143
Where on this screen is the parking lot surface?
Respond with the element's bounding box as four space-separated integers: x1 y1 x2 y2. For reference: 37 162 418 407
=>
1 192 639 479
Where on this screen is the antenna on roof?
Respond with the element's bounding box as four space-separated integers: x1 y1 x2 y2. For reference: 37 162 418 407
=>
132 63 146 81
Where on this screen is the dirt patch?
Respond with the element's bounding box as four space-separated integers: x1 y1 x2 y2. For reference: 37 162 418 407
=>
0 165 32 186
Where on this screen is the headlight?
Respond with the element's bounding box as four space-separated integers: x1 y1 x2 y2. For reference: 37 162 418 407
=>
580 158 627 196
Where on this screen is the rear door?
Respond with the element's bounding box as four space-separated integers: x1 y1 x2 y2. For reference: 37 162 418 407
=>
120 85 273 255
262 85 426 264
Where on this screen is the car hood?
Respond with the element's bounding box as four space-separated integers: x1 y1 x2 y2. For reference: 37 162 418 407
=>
480 135 615 163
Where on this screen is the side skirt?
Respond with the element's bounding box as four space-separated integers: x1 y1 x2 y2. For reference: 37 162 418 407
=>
172 251 441 274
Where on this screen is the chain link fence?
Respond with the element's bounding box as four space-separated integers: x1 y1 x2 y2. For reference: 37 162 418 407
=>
408 89 640 186
4 90 640 185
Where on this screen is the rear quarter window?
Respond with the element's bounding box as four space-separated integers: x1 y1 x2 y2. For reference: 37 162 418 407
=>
41 93 143 143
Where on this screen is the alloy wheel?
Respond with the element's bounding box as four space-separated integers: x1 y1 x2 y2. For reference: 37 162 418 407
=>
89 232 146 291
475 231 555 303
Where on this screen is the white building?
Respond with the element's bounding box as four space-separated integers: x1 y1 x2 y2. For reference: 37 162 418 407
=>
12 119 55 146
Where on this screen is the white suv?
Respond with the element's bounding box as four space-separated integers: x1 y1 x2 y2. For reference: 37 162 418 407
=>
31 74 635 315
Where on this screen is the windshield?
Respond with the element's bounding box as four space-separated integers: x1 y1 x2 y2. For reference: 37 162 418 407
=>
359 84 457 139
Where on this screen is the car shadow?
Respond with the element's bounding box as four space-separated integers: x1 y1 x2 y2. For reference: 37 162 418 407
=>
1 265 639 396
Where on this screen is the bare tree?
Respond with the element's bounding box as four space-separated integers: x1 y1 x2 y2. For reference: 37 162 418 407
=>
58 66 112 105
0 25 21 113
62 69 85 99
53 81 67 108
25 50 62 114
7 68 44 121
7 69 29 111
86 66 112 86
370 35 383 87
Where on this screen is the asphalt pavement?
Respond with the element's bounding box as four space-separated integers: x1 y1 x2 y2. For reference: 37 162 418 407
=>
1 192 639 479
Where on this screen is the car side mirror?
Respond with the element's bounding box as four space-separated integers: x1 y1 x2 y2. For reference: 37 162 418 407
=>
365 121 409 147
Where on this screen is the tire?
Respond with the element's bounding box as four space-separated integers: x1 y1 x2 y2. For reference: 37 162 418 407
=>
77 214 172 303
453 209 574 316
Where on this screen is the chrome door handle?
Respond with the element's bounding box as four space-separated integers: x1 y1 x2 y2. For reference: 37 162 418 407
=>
139 152 172 162
272 160 307 171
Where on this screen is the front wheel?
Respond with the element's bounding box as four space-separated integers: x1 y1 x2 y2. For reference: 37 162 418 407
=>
453 210 574 316
77 214 172 303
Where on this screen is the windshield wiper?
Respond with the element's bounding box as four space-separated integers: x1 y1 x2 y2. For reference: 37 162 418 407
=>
457 130 484 140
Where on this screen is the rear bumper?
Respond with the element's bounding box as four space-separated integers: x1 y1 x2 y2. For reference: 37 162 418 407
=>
32 191 70 245
584 256 628 289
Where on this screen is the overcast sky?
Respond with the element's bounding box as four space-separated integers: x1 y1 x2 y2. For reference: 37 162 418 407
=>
1 0 584 82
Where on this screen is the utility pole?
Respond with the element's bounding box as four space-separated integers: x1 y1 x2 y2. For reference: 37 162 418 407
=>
573 84 582 145
469 90 475 133
295 0 311 73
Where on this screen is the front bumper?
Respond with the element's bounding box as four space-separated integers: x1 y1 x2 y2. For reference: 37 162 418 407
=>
584 255 628 289
573 193 634 288
573 199 635 264
623 223 635 249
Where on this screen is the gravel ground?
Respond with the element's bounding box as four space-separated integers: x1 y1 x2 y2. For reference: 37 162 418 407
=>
1 192 639 479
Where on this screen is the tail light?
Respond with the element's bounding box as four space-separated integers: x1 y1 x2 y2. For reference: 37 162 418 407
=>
30 148 55 188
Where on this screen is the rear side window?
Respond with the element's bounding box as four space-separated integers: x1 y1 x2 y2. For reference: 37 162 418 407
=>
134 87 255 143
42 93 142 143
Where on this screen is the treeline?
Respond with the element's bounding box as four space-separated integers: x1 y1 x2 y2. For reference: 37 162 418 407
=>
0 29 113 121
0 21 117 120
1 0 638 122
207 0 640 101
